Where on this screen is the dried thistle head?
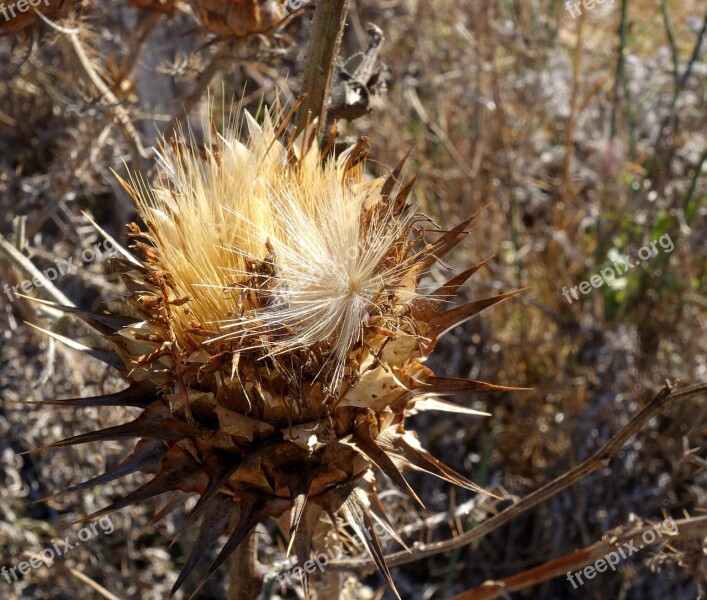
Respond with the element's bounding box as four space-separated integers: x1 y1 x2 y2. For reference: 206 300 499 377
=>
37 103 520 597
128 0 178 12
136 112 419 388
189 0 291 37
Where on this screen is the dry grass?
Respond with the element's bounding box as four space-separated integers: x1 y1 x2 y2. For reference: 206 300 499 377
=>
0 0 705 598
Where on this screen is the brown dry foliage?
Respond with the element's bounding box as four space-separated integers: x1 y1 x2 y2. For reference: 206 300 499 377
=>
0 1 704 599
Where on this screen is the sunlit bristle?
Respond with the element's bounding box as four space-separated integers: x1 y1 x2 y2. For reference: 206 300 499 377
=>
126 104 418 386
128 109 280 345
214 166 416 384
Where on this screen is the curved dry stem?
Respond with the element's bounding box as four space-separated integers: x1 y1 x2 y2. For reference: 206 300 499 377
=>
327 382 707 571
450 514 707 600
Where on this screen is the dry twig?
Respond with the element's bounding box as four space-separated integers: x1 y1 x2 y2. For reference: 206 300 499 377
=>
327 382 707 571
451 515 707 599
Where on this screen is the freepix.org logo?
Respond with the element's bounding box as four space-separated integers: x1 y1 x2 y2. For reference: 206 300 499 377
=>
564 0 616 19
2 516 115 584
0 0 51 23
2 238 117 303
561 233 674 304
566 516 678 588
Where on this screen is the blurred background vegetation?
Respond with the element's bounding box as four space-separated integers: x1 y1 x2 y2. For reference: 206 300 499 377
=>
0 1 705 598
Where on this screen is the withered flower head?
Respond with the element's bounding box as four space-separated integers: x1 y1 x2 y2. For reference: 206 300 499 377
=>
38 105 520 597
129 0 178 13
189 0 291 37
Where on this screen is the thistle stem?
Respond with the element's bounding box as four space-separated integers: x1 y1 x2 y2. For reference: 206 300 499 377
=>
227 530 259 600
295 0 350 145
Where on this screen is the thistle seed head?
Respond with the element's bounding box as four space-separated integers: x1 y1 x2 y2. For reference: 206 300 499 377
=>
36 103 521 598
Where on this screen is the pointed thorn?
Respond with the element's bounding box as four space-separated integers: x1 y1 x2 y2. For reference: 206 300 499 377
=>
44 401 203 450
406 396 492 417
22 297 135 335
348 425 425 509
170 493 240 596
381 146 413 198
340 488 401 600
24 322 124 371
34 439 166 503
287 478 313 556
413 376 529 396
81 209 143 268
293 501 323 580
77 446 206 523
35 381 159 409
370 493 410 552
172 453 242 544
425 289 526 350
189 493 288 600
412 255 496 318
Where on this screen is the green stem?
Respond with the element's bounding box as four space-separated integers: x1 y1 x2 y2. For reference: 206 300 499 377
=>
660 0 680 91
655 11 707 149
609 0 629 140
295 0 350 145
683 147 707 228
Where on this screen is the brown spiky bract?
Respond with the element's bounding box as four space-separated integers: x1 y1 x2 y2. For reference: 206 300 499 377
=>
189 0 290 37
37 107 520 597
129 0 177 12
